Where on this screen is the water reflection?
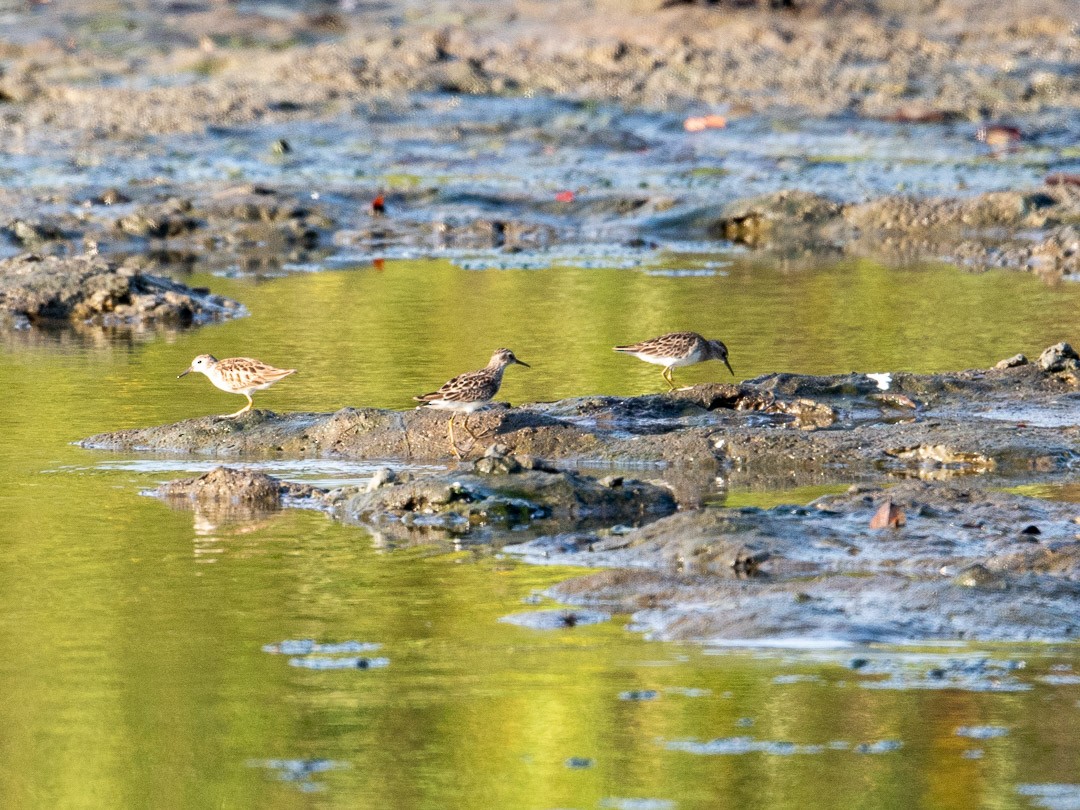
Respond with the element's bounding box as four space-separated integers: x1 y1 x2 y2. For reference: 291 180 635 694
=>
4 256 1080 807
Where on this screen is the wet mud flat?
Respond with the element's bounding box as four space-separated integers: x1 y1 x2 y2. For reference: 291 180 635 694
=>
0 1 1078 276
88 345 1080 644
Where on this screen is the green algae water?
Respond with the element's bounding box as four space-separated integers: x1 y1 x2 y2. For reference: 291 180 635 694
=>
4 257 1080 809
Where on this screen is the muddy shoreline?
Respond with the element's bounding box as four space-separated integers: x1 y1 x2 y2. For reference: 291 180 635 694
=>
94 347 1080 644
82 348 1080 485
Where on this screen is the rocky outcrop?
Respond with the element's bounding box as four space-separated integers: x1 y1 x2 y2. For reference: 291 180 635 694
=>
151 453 677 540
512 481 1080 644
82 353 1080 488
0 253 243 329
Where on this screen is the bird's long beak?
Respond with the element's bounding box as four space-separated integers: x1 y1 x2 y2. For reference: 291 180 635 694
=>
178 367 192 379
515 359 531 368
724 358 734 376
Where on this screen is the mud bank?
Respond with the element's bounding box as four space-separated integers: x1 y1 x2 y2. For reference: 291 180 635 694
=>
0 252 243 329
145 441 1080 643
83 347 1080 495
513 481 1080 644
0 2 1077 275
714 186 1080 276
152 453 676 542
1 0 1076 134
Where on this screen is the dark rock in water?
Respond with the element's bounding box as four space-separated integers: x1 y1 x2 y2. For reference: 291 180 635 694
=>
148 458 673 541
1038 342 1080 373
0 253 242 328
154 466 322 510
565 757 594 769
337 450 676 531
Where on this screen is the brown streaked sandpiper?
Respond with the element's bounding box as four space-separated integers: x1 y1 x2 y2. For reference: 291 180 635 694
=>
614 331 733 390
178 354 296 418
413 348 530 457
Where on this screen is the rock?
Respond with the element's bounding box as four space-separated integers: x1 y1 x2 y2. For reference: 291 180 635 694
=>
995 353 1028 369
339 463 677 533
0 253 243 328
710 190 843 246
367 467 397 492
952 564 1009 589
473 444 523 475
536 482 1080 643
1038 342 1080 373
155 466 321 506
153 466 324 524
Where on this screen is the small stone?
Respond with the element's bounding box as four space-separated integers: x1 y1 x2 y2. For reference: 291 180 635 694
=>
565 757 594 769
367 467 396 492
1038 342 1080 373
952 564 1008 590
97 187 131 206
994 353 1028 369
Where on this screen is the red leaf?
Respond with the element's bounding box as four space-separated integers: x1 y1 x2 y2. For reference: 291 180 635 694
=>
555 190 575 203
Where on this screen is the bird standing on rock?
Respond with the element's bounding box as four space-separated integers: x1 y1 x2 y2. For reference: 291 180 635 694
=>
413 348 530 458
614 331 733 390
178 354 296 418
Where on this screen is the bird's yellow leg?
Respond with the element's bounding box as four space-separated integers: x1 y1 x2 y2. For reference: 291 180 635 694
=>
448 413 463 459
663 367 675 390
223 393 254 419
461 412 480 441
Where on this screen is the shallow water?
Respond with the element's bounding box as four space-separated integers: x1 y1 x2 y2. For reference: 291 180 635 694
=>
4 255 1080 808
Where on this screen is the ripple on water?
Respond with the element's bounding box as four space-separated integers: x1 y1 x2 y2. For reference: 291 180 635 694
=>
247 759 348 793
664 737 902 756
955 726 1009 739
1017 784 1080 810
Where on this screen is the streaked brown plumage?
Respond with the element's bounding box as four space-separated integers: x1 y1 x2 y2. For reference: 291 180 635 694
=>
414 348 530 457
614 331 733 389
178 354 296 418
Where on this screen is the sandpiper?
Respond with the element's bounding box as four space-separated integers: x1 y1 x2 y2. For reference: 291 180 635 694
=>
614 331 733 389
178 354 296 418
413 348 530 457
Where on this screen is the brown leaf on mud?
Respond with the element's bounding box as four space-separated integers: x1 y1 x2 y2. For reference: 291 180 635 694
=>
870 500 906 529
683 115 727 132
